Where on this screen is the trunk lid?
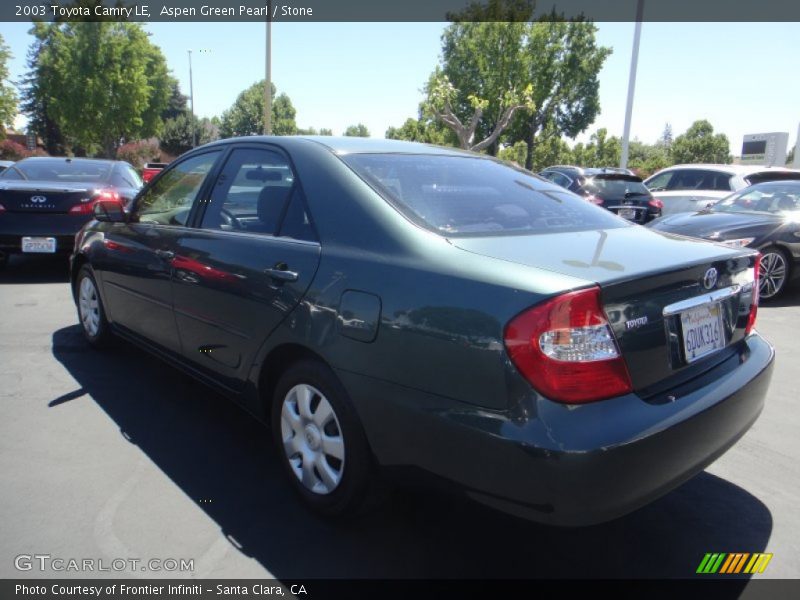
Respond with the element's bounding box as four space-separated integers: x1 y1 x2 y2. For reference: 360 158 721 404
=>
0 181 96 214
453 226 757 396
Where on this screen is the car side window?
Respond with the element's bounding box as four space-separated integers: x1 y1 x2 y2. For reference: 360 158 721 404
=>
200 147 295 235
0 167 23 180
278 187 318 242
112 164 142 189
667 169 732 192
646 171 673 191
134 152 220 226
549 172 573 189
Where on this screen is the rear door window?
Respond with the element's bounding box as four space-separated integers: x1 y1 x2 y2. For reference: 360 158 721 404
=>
344 154 626 236
585 176 650 198
199 147 296 235
665 169 733 192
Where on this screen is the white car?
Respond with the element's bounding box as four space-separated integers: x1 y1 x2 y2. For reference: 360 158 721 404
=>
644 164 800 216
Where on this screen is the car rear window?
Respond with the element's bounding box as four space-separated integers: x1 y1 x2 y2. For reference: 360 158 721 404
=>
12 159 112 183
585 176 650 197
343 154 627 236
744 171 800 185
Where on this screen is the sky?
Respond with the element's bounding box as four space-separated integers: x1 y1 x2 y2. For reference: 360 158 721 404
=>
1 21 799 154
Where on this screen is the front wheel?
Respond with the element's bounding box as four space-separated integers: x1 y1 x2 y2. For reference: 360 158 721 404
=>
76 265 113 347
271 359 377 517
759 247 790 300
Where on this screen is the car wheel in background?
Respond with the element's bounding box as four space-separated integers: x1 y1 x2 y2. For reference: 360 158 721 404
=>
759 247 790 300
76 265 113 347
271 359 377 518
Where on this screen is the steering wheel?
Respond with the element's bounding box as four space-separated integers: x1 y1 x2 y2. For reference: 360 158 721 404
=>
219 208 242 230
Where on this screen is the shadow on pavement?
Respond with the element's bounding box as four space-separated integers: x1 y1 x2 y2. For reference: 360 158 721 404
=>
0 255 70 285
51 325 772 579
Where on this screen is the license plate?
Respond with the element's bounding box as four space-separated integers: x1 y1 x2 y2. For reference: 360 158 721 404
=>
21 236 57 253
680 302 725 363
618 208 636 220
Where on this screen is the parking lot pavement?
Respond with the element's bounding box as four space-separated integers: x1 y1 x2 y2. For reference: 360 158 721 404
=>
1 255 798 580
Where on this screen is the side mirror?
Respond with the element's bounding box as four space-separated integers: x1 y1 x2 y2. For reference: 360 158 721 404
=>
93 200 127 223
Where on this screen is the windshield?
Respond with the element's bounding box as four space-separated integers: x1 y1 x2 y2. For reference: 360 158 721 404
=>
343 154 627 236
714 184 800 215
585 176 650 198
9 159 113 183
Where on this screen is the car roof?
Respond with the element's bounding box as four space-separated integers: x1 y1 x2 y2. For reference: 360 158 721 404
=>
205 135 477 157
15 156 119 166
654 163 800 175
744 179 800 189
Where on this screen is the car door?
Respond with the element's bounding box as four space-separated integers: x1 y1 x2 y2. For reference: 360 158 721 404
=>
170 144 321 391
98 149 223 354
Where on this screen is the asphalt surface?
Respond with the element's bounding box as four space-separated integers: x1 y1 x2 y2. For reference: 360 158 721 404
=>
1 254 798 580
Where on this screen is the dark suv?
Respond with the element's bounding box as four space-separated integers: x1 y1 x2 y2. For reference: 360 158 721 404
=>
540 166 662 223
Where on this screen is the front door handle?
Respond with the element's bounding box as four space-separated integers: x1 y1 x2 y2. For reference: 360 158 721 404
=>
155 249 175 260
264 266 299 282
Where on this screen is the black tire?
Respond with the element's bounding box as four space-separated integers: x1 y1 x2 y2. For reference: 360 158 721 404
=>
271 359 378 518
759 247 791 301
75 265 114 347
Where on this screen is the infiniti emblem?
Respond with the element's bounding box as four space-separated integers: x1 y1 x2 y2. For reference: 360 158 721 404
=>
703 267 718 290
30 195 47 203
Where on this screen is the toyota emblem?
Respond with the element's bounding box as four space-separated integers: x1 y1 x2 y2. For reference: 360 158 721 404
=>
703 267 718 290
30 195 47 203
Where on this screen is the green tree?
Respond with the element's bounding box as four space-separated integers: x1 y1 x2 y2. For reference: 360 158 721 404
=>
511 17 612 170
658 122 673 148
19 24 68 154
0 34 17 134
219 80 297 137
161 78 188 120
344 123 370 137
431 8 533 153
627 140 672 178
22 22 171 157
160 113 216 156
670 120 732 164
386 116 454 146
319 128 333 136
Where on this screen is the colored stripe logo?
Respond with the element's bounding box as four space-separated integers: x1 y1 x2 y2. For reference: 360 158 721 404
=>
696 553 773 574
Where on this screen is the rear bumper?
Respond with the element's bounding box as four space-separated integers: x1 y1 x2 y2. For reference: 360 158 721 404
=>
0 214 90 255
339 332 774 526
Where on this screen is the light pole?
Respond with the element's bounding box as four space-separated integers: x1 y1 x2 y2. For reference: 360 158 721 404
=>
620 0 644 170
188 49 196 147
264 12 272 135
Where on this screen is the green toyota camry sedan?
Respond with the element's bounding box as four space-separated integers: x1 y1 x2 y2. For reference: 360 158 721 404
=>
69 137 774 526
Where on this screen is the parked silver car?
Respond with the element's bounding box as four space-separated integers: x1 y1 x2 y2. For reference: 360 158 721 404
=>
645 164 800 216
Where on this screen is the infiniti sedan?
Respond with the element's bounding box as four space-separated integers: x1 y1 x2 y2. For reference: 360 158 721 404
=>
70 137 773 526
0 157 142 269
650 180 800 299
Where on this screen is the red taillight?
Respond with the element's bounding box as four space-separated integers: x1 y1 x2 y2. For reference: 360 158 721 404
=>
648 198 664 209
585 194 604 205
504 287 633 404
745 254 761 335
70 189 120 214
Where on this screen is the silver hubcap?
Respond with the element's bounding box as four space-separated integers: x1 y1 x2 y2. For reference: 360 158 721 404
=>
78 276 100 337
759 252 787 299
280 384 345 495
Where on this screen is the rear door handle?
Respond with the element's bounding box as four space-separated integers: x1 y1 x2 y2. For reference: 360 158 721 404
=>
155 249 175 260
264 267 299 282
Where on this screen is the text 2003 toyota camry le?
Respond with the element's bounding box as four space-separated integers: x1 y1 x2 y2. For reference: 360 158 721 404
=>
70 137 774 525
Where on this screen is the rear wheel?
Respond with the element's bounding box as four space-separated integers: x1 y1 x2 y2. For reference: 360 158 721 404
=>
271 359 377 517
759 247 790 300
76 265 113 347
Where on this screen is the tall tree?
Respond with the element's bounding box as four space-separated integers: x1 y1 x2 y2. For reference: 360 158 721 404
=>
0 33 16 135
23 22 171 157
670 120 732 164
343 123 370 137
511 17 612 170
160 113 216 156
19 24 68 154
658 122 673 148
386 116 454 146
161 78 188 120
219 80 297 137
